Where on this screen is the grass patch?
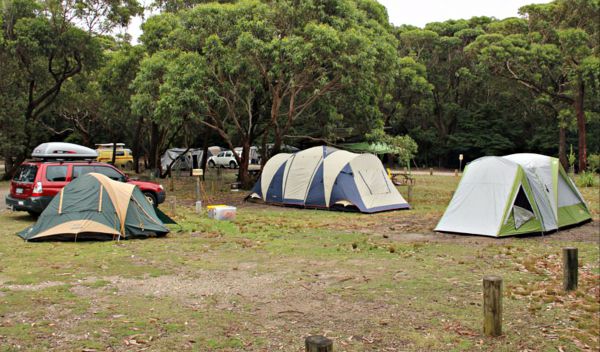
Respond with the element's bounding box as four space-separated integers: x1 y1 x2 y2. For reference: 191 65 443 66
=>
0 174 597 351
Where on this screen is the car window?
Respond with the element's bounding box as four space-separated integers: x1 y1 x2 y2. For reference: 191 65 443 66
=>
46 165 68 182
218 152 224 157
225 152 232 157
72 165 95 179
94 166 124 181
12 165 38 182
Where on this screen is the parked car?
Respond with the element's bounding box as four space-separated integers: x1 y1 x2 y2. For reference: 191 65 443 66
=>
6 161 165 215
96 143 134 169
207 150 238 168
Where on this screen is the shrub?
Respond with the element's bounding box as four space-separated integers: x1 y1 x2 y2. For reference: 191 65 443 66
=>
576 171 598 188
588 153 600 173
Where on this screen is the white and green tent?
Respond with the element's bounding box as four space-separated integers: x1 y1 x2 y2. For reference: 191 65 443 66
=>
435 153 591 237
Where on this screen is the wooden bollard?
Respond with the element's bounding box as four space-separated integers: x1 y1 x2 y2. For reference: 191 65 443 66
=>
483 276 502 337
407 184 413 203
305 335 333 352
169 197 177 215
454 169 458 176
563 247 578 291
429 168 433 176
169 175 174 192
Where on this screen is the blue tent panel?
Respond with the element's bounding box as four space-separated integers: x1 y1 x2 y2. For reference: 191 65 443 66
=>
249 175 262 199
329 164 368 211
265 162 287 203
305 162 326 207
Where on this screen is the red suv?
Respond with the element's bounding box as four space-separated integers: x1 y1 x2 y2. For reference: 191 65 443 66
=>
6 161 165 215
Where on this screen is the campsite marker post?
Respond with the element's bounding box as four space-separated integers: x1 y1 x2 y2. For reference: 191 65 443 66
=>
483 276 502 337
563 247 578 291
305 335 333 352
169 197 177 215
192 168 204 213
459 154 463 172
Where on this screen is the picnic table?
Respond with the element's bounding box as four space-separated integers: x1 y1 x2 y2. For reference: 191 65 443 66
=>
388 169 415 186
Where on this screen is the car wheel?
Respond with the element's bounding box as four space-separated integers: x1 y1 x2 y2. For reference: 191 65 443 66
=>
208 160 216 168
143 192 157 207
229 161 237 169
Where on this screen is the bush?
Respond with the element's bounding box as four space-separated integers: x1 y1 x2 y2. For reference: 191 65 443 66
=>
588 154 600 173
576 171 598 188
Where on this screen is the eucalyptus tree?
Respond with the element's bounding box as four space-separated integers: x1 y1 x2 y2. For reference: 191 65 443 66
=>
396 17 494 166
466 0 599 171
0 0 142 178
134 0 405 185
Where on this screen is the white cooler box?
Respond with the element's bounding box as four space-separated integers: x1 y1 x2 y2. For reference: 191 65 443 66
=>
207 206 236 221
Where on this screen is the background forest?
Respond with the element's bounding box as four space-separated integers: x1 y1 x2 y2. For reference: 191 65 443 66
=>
1 0 599 183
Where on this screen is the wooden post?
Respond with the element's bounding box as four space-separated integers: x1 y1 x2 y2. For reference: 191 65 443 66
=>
407 185 413 204
429 167 433 176
305 335 333 352
195 176 201 202
563 247 578 291
483 276 502 337
169 175 174 192
454 169 458 176
169 197 176 215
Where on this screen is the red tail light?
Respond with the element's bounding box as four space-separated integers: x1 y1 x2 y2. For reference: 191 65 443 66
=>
32 182 43 194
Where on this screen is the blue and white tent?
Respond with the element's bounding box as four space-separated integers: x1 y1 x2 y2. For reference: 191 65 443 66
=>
248 146 410 213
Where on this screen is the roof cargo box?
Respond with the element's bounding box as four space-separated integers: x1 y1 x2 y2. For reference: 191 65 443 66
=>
32 142 98 160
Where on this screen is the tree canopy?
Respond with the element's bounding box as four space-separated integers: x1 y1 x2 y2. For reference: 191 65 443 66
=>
1 0 598 181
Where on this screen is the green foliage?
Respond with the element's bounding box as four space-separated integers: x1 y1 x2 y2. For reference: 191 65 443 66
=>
587 154 600 173
2 0 598 177
0 0 140 178
577 171 598 187
365 129 418 165
568 145 577 171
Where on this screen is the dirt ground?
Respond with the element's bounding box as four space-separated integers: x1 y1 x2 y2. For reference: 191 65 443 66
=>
0 174 598 351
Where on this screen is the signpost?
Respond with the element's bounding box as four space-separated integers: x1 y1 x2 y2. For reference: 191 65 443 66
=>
192 168 204 213
459 154 464 173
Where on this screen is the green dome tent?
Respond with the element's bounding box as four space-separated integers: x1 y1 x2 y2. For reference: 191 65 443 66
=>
435 154 591 237
19 173 170 241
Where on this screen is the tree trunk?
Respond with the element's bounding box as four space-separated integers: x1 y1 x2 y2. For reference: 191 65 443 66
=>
238 139 252 189
574 79 587 172
272 132 283 157
2 156 15 180
558 125 568 170
201 131 209 181
149 122 160 171
111 141 117 165
260 129 269 168
132 115 144 173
